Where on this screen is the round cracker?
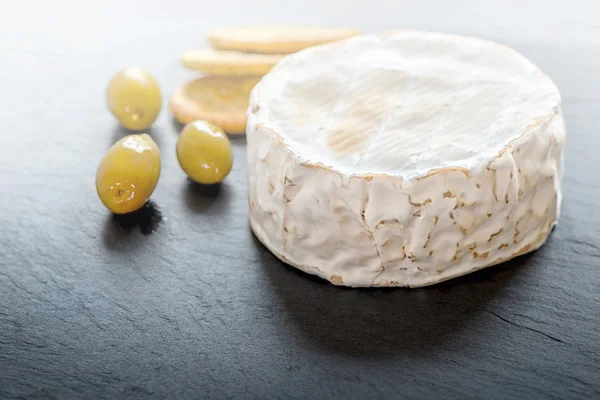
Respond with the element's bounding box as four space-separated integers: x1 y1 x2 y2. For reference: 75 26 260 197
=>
182 49 284 76
208 26 363 54
169 76 261 135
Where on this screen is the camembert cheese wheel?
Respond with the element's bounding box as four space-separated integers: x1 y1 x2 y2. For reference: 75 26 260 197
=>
247 30 565 288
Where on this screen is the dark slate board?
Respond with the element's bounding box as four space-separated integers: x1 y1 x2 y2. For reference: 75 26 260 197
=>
1 1 599 399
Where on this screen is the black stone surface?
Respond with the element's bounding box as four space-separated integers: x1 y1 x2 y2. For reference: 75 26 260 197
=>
1 2 599 399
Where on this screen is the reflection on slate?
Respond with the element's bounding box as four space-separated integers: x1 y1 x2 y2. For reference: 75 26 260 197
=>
252 232 537 358
184 180 233 214
186 180 222 198
110 200 162 235
171 117 184 133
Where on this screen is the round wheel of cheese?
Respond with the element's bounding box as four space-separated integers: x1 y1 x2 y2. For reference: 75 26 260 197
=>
246 30 565 288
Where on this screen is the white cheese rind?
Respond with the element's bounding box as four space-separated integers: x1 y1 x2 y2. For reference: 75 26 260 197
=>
246 30 565 288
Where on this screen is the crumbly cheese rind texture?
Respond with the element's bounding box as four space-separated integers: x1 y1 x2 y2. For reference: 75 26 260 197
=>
246 30 565 288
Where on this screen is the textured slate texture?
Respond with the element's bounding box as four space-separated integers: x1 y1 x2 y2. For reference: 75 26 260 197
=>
0 1 599 399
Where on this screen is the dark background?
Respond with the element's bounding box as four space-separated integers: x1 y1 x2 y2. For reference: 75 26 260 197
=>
1 1 599 398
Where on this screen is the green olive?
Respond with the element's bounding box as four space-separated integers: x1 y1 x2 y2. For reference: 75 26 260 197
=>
107 67 162 131
176 120 233 184
96 134 161 214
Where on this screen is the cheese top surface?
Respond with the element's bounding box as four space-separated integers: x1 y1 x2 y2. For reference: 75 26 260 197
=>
252 30 561 179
